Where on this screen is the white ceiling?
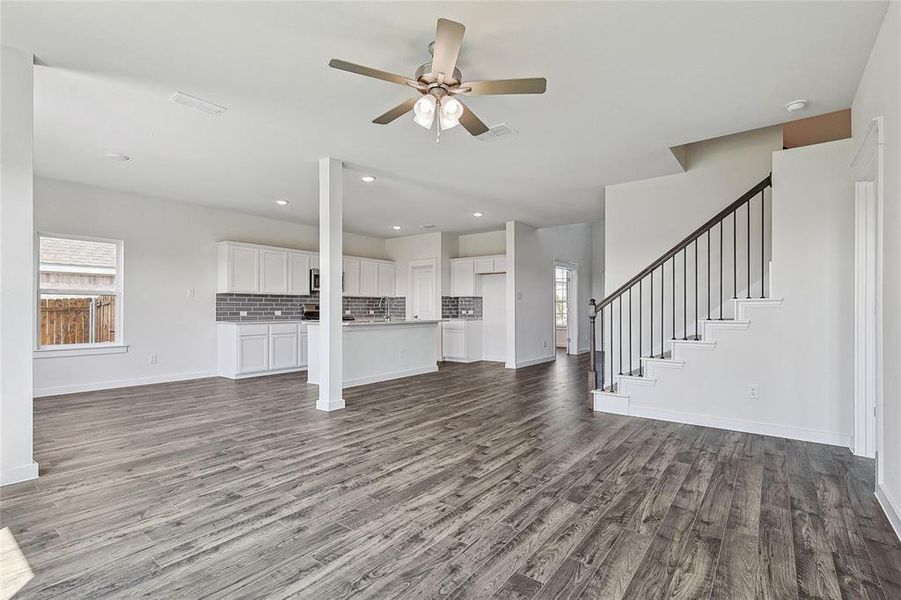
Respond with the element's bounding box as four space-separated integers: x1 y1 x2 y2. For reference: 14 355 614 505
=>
2 1 887 237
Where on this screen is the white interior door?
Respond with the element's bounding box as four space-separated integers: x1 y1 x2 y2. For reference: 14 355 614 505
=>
410 263 437 320
854 180 877 458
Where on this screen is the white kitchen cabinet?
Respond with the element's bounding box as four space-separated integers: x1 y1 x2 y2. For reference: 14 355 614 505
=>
474 257 495 274
378 262 395 297
343 258 361 296
219 243 260 293
218 322 309 378
218 241 395 297
298 329 309 367
360 260 380 297
236 325 269 374
260 249 289 294
493 256 507 273
450 259 475 296
288 252 311 295
269 323 299 370
441 320 483 362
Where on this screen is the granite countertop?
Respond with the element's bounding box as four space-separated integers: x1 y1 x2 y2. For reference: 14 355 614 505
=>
306 319 443 328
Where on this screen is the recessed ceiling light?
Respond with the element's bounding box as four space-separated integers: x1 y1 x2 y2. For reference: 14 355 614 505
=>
106 152 130 161
473 212 484 218
275 199 289 206
785 99 808 112
392 225 403 231
169 91 227 116
361 176 376 183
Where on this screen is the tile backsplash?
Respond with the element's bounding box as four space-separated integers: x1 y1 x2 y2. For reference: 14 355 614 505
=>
441 296 483 319
216 293 405 322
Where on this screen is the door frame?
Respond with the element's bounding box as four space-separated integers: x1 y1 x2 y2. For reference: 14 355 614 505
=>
850 117 884 474
407 258 439 321
553 259 579 356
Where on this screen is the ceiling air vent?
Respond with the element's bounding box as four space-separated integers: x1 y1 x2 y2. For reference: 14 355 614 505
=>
475 123 518 142
169 92 227 116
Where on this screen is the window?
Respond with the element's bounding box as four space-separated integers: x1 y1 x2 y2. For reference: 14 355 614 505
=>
555 266 570 327
37 234 124 353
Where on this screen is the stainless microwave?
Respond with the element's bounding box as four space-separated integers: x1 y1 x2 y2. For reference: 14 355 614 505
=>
310 269 343 293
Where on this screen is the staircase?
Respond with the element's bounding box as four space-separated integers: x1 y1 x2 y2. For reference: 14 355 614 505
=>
589 175 775 414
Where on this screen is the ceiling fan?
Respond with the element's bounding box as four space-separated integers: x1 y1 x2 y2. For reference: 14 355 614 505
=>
329 18 547 141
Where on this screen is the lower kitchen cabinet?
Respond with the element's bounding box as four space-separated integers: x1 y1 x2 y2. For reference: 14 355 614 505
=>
441 320 483 363
218 321 309 379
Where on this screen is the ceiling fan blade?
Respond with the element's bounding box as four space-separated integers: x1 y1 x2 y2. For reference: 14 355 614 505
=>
431 18 465 79
372 98 418 124
457 101 489 136
458 78 547 95
329 59 413 87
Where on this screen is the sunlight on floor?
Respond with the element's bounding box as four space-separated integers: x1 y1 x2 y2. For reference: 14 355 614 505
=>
0 527 33 599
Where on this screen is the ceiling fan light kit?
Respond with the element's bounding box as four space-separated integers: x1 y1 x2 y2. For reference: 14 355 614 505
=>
329 18 546 142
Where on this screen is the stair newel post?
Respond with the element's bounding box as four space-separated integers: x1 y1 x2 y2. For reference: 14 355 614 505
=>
683 247 688 340
719 219 724 320
660 264 664 357
733 210 738 300
618 296 623 376
747 200 751 299
761 189 766 298
638 278 643 377
588 298 599 390
707 229 711 321
650 270 654 360
628 288 633 376
694 239 698 340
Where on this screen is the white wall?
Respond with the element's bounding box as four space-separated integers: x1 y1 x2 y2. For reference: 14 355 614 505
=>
852 1 901 533
457 230 505 257
507 221 594 367
32 177 387 396
626 139 855 447
384 232 442 300
1 45 39 485
605 125 782 292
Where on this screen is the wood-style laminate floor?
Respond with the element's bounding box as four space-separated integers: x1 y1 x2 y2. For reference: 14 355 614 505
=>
2 354 900 599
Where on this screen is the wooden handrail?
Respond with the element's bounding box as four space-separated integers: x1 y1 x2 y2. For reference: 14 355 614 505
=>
597 174 772 310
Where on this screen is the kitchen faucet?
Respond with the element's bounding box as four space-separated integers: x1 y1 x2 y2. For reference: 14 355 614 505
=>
378 296 391 321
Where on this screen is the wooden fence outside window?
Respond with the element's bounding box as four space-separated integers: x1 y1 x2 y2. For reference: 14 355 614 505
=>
39 296 116 346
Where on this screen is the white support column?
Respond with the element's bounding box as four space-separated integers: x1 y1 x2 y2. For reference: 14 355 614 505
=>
0 45 39 485
317 157 345 411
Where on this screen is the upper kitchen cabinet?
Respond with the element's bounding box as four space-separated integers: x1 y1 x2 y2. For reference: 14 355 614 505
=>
359 260 379 297
450 259 475 296
450 254 507 296
260 248 289 293
218 242 260 293
342 258 361 296
287 251 311 295
218 241 396 297
377 262 396 297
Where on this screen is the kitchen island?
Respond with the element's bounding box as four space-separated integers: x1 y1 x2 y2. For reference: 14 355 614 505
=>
306 320 441 388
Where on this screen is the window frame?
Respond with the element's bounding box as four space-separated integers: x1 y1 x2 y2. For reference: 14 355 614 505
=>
34 232 127 357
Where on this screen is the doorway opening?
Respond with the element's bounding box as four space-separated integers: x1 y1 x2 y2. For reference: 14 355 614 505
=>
553 261 578 355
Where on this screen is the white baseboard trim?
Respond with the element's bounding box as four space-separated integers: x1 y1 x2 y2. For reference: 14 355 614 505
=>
508 355 556 369
227 366 308 380
33 370 218 398
312 365 439 389
316 398 346 412
596 399 851 448
1 462 39 486
481 355 506 363
876 483 901 542
442 357 480 364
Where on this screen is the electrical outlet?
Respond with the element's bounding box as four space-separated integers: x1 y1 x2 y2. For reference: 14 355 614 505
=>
516 292 523 300
369 310 375 314
748 384 759 399
400 348 406 360
274 310 282 316
239 311 247 317
148 353 159 365
543 340 548 348
186 287 195 298
345 310 351 315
